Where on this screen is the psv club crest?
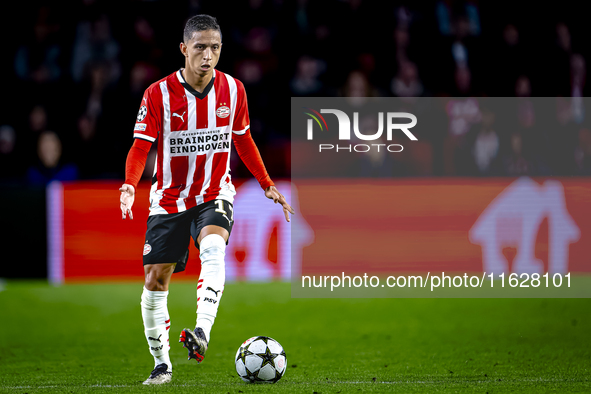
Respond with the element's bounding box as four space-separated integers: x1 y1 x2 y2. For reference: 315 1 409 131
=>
216 105 230 118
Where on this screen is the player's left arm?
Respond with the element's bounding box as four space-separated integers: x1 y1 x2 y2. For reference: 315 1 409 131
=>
233 131 295 222
264 184 295 223
232 80 294 222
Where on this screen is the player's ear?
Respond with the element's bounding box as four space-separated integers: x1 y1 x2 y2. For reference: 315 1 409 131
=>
180 42 188 57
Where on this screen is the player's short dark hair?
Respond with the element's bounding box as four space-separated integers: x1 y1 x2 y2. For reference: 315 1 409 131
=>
184 14 221 43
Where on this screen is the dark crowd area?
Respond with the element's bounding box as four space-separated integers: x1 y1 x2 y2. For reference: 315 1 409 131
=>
2 0 591 187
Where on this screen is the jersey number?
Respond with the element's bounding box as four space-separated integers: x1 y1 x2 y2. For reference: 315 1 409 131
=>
215 200 233 221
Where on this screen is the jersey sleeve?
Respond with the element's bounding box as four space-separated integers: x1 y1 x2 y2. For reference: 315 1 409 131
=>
133 84 162 142
232 80 250 135
124 138 152 189
233 129 274 190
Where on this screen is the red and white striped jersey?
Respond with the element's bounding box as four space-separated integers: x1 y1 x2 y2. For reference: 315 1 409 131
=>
133 69 250 215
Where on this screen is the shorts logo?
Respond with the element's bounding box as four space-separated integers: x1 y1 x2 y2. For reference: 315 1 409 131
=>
216 106 230 118
137 105 148 122
134 123 147 131
143 243 152 255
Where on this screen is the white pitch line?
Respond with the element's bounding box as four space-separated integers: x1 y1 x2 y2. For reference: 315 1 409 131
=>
2 378 580 390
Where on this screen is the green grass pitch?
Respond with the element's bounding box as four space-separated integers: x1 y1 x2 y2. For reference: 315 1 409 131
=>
0 280 589 393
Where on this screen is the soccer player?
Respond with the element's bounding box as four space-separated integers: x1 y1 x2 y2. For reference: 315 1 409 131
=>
118 15 294 385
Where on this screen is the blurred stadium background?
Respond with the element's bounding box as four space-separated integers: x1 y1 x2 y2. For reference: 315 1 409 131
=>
1 0 590 280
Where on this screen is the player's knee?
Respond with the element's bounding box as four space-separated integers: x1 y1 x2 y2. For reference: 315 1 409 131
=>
200 234 226 266
144 270 169 291
144 278 167 292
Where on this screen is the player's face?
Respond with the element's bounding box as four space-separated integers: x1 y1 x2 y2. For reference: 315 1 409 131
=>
182 30 222 77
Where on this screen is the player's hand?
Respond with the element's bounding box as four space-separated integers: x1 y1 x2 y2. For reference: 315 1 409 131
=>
119 184 136 220
265 186 295 222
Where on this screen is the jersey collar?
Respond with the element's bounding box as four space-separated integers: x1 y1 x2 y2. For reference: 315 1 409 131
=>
177 69 216 100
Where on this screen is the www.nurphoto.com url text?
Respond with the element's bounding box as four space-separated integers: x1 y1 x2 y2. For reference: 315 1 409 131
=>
301 272 572 292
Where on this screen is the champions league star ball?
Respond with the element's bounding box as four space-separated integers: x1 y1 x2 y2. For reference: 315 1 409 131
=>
235 336 287 383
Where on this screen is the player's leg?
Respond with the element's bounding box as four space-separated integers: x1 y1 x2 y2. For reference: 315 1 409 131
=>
195 225 229 339
180 199 233 363
142 212 192 384
141 262 175 384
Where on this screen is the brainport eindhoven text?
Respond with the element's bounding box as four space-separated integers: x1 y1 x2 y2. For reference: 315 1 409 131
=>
169 131 230 154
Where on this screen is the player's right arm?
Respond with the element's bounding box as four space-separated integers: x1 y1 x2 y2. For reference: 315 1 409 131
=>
120 138 152 219
120 84 162 219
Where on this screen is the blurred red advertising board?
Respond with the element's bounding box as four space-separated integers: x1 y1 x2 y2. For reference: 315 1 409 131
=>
47 177 591 284
297 177 591 276
48 179 295 283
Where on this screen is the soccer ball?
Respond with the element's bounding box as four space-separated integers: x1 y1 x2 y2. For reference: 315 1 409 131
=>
235 336 287 383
